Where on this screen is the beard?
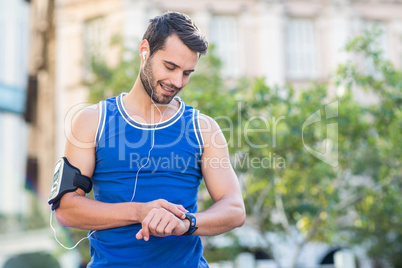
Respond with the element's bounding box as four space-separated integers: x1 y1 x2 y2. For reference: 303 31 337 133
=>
140 58 181 105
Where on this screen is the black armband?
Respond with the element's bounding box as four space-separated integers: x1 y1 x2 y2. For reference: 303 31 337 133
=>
48 157 92 210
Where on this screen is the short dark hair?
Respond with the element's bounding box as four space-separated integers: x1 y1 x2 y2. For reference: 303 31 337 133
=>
142 11 208 57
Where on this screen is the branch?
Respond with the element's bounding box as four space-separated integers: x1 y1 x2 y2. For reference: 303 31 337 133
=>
257 228 281 268
274 185 293 239
260 206 271 227
239 174 256 217
253 181 272 216
334 175 396 213
304 212 322 243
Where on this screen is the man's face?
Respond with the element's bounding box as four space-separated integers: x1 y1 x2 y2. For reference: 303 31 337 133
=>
140 34 199 104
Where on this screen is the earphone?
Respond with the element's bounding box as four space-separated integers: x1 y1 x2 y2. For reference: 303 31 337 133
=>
142 51 147 60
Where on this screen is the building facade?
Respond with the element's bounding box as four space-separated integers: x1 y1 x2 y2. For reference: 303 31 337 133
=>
49 0 402 189
0 0 30 231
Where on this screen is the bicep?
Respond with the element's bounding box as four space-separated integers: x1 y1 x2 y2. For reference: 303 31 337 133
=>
200 116 242 203
64 106 98 180
65 140 95 179
202 157 241 203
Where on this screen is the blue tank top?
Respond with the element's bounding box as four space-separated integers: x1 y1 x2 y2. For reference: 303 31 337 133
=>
87 93 209 268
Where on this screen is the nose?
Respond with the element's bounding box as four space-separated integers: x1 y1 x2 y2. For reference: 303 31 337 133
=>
170 72 183 89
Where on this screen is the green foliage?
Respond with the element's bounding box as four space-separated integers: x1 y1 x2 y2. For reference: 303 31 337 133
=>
83 29 401 266
180 45 235 115
231 80 367 243
188 28 401 266
203 244 243 263
4 252 60 268
183 55 369 264
86 36 141 103
336 27 402 266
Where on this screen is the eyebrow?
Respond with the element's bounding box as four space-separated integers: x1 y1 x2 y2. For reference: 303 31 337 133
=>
163 60 195 73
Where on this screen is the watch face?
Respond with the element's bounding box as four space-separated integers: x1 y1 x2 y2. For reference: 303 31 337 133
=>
185 213 196 227
48 158 64 202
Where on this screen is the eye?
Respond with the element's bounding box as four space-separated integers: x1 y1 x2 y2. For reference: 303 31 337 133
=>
165 65 175 71
184 72 191 77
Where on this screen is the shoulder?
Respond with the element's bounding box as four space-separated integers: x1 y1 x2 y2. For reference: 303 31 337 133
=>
198 113 220 132
198 113 227 150
66 103 100 148
75 103 99 121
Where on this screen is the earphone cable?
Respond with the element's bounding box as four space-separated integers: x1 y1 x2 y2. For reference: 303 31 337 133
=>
50 58 176 250
130 64 175 202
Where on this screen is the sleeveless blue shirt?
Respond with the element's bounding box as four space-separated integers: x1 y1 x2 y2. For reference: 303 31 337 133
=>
87 93 209 268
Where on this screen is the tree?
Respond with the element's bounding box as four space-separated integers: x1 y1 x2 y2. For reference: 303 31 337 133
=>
224 78 372 267
336 27 402 267
79 29 401 267
184 28 400 267
226 28 401 267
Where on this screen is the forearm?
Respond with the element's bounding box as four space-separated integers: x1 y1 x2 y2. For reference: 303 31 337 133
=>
55 192 140 230
193 196 245 236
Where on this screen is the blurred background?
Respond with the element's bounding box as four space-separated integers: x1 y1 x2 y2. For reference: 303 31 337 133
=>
0 0 401 267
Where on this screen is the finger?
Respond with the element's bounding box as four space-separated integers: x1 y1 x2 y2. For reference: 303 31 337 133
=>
163 202 186 219
135 229 144 240
164 218 180 236
142 208 158 241
148 209 165 236
155 212 176 236
176 204 188 213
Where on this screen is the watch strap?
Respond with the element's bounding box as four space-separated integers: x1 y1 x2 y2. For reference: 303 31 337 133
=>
183 212 198 235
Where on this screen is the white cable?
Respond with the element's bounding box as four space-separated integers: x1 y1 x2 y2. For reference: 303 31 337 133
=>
130 64 175 202
51 60 176 250
50 210 95 250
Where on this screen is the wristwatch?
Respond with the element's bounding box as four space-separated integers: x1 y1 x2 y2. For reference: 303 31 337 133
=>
183 212 198 235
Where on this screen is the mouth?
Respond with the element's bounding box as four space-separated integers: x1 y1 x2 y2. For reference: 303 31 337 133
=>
160 83 176 94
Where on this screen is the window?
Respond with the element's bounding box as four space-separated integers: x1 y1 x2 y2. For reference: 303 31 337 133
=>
210 15 239 78
83 17 107 81
286 18 318 80
0 0 30 114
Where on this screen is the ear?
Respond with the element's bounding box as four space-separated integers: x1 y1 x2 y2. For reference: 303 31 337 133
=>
139 39 150 62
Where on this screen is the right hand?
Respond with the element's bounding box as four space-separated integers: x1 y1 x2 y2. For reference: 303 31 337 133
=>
137 199 187 224
136 199 187 241
135 207 190 241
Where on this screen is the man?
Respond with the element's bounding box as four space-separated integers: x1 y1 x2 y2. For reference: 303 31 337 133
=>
53 11 245 267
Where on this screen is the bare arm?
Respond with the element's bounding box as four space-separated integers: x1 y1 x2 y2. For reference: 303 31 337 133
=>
192 114 246 236
135 114 245 240
54 105 186 230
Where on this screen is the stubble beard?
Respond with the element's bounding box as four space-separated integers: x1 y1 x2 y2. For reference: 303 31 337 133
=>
140 59 178 105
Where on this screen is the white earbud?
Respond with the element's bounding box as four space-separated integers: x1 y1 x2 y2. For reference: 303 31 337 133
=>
142 51 147 60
